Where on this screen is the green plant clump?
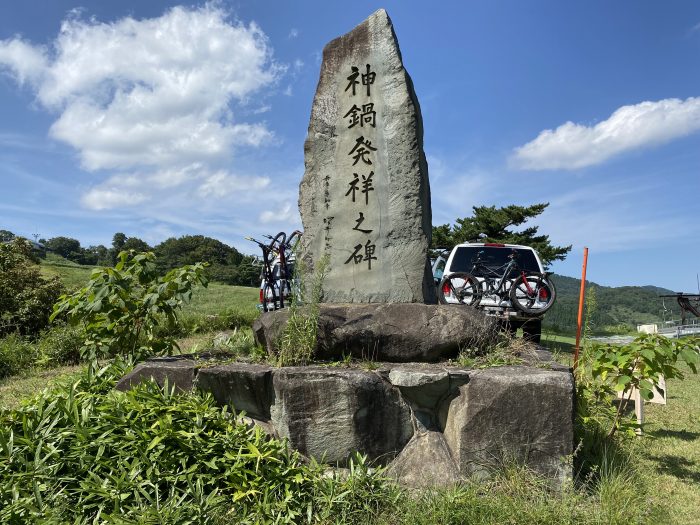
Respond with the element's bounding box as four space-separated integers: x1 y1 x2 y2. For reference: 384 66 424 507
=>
0 362 398 524
275 255 329 367
0 238 65 336
0 325 83 379
52 250 208 361
577 334 698 439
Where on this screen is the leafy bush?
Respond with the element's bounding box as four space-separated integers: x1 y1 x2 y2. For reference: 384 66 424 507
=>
577 334 698 438
0 334 37 378
0 325 83 379
35 324 83 367
0 238 65 336
52 251 208 361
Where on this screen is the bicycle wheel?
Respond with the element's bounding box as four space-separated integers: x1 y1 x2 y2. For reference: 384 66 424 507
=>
438 272 481 306
262 281 281 312
509 273 556 314
269 231 287 254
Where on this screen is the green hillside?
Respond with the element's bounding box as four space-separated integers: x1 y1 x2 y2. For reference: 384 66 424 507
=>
39 253 95 291
544 274 683 334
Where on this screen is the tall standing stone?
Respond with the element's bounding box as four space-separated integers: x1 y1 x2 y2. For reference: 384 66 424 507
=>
299 9 435 303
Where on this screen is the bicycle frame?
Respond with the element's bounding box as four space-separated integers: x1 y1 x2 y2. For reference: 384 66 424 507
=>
246 235 280 312
246 230 304 312
472 252 539 302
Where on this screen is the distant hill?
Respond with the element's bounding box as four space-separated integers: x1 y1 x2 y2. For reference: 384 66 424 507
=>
544 274 682 334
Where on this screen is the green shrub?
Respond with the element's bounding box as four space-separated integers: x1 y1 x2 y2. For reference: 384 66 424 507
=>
577 334 698 438
0 334 37 378
0 238 65 336
0 326 83 379
35 324 83 367
52 250 208 361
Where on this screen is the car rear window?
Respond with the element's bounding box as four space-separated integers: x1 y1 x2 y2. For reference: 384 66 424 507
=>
448 246 540 274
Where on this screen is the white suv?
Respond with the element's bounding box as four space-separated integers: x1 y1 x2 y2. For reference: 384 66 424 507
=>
438 242 555 343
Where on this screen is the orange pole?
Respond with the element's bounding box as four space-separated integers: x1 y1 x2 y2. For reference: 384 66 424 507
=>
573 247 589 370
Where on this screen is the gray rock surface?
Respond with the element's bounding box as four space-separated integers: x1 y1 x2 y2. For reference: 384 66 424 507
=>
270 366 414 466
196 363 273 420
115 357 195 392
387 430 462 488
441 366 574 484
116 358 574 487
299 8 434 304
253 303 498 362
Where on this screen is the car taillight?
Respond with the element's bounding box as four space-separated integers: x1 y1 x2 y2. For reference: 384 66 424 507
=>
259 289 264 303
484 243 505 247
539 288 548 300
442 282 451 295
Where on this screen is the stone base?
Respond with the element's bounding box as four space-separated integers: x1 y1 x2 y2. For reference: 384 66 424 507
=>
117 357 574 487
253 303 498 362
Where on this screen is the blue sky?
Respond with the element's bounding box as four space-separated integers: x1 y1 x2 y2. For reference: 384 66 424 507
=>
1 1 699 292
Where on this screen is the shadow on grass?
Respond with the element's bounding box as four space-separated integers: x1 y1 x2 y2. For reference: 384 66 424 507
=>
649 454 700 483
648 429 700 442
541 338 575 355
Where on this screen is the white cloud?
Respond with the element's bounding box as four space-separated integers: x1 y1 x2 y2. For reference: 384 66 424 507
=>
0 38 47 85
198 171 270 198
288 28 299 39
512 97 700 170
81 187 149 210
259 202 300 225
0 4 281 209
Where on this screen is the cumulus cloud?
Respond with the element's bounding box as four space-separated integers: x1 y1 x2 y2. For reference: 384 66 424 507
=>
81 187 149 210
512 97 700 170
0 4 280 209
0 38 47 85
259 202 299 225
198 171 270 198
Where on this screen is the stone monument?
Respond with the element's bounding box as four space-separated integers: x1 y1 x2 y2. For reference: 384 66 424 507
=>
117 9 576 490
299 8 435 303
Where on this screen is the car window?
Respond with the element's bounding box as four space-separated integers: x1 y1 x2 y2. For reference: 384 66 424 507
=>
449 246 540 273
433 258 445 280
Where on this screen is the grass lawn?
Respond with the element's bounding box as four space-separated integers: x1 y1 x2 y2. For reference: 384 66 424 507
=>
183 282 259 316
541 331 577 356
638 364 700 525
0 364 82 411
39 253 95 290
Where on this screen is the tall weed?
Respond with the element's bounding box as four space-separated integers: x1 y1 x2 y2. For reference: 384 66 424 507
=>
275 255 328 366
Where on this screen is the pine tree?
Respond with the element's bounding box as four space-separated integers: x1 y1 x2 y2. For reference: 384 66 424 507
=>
433 203 571 268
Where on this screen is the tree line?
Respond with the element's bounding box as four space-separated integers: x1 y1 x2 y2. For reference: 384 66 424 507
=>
0 229 261 287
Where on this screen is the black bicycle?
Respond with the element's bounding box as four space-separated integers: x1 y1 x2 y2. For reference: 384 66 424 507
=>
247 230 303 312
438 249 556 314
246 233 284 312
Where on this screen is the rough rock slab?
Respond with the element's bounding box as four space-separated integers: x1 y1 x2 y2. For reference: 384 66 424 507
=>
253 303 497 362
116 357 574 488
115 356 195 392
270 366 414 466
386 430 462 488
441 366 574 485
299 8 434 304
196 363 273 421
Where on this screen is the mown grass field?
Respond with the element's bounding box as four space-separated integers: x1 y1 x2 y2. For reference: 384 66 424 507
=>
541 334 700 525
39 252 95 290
